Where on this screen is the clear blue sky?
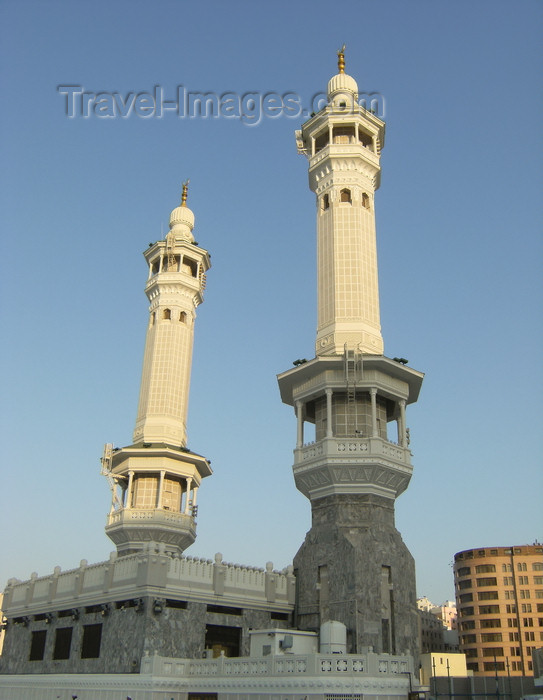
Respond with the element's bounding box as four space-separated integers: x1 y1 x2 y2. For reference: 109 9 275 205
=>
1 0 541 606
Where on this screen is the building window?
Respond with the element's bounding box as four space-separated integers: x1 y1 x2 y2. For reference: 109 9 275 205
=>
362 192 370 209
508 618 518 627
525 631 535 641
484 661 505 671
509 632 519 641
461 620 476 630
520 590 531 599
481 633 502 642
517 563 527 572
163 308 171 320
321 194 330 210
476 564 496 574
457 567 471 577
503 577 514 585
460 594 473 603
480 619 501 628
521 604 532 613
482 647 504 656
462 634 476 644
477 577 497 587
460 606 474 616
504 590 515 599
536 590 543 598
518 576 529 585
340 188 352 204
523 618 534 627
502 564 512 572
533 576 543 584
458 579 472 589
533 563 543 571
179 311 187 323
81 624 102 659
479 605 500 615
29 630 47 661
53 627 73 660
478 591 498 600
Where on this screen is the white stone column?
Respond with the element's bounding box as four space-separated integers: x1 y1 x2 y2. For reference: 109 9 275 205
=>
192 486 198 507
157 470 165 508
370 388 378 437
296 401 304 448
325 388 333 438
184 477 193 514
126 470 134 509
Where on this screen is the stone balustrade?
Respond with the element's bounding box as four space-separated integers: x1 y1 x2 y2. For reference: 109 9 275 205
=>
295 436 410 465
141 651 413 678
2 550 295 617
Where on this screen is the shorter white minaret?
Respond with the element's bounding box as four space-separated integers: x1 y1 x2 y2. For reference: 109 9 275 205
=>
133 181 209 446
103 183 212 556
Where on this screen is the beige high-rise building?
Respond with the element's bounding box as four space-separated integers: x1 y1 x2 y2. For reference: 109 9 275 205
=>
454 544 543 676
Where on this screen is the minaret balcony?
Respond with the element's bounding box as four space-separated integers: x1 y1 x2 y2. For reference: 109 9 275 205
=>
309 142 380 171
105 506 197 556
295 435 410 466
292 436 413 501
106 506 195 529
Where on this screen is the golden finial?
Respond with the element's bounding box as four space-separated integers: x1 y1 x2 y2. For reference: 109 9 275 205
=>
181 179 190 207
337 44 346 74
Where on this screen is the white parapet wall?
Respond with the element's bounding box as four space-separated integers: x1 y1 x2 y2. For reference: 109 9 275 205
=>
0 651 416 699
2 548 295 617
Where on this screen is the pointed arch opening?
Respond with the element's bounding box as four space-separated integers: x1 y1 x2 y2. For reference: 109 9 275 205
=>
340 188 352 204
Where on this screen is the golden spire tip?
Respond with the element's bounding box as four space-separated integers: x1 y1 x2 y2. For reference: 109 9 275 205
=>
337 44 346 74
181 179 190 207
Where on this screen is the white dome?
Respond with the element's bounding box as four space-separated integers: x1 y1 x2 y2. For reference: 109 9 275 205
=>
169 205 195 242
327 71 359 101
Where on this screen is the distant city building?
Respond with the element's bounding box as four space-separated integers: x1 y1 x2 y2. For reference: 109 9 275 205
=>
454 544 543 676
417 598 458 653
419 652 467 686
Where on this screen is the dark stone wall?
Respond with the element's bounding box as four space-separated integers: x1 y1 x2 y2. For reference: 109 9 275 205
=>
0 598 288 674
294 493 419 663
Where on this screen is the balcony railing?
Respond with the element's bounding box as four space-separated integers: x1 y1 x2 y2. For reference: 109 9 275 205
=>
106 507 193 527
295 436 410 465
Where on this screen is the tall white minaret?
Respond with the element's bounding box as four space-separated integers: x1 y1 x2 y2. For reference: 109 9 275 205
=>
298 47 384 357
279 50 424 658
103 183 212 556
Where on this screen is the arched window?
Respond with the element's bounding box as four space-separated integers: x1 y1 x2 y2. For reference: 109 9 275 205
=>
340 188 352 204
362 193 370 209
321 194 330 211
179 311 187 323
163 308 171 320
150 312 156 327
